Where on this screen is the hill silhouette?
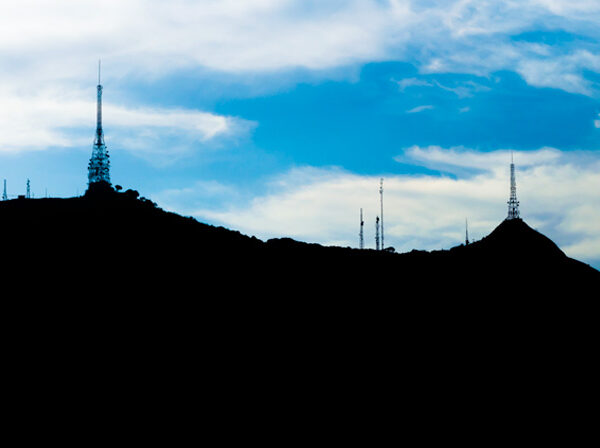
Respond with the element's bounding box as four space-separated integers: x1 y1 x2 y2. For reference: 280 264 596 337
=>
0 188 596 298
2 189 597 437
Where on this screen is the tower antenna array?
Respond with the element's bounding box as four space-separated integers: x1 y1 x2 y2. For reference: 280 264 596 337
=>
507 151 520 220
26 179 31 199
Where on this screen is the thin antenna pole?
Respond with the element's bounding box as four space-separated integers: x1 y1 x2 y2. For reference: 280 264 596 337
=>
507 152 520 220
359 208 364 250
2 179 7 201
375 216 380 251
465 218 469 245
379 178 384 250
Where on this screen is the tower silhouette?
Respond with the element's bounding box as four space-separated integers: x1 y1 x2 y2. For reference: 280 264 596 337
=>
375 216 380 251
359 208 364 250
379 178 384 250
507 152 520 220
88 60 111 190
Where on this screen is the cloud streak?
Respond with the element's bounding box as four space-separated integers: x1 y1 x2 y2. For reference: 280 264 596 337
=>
0 89 255 163
406 105 434 114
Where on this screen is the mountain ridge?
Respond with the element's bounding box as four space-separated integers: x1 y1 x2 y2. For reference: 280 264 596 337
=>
0 190 597 297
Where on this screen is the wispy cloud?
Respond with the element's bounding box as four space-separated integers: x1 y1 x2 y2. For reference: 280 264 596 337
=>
395 77 434 91
172 148 600 268
1 1 599 93
395 77 490 98
406 105 434 113
0 89 255 162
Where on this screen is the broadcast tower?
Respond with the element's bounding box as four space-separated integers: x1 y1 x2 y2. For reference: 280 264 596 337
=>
88 60 111 190
507 152 520 220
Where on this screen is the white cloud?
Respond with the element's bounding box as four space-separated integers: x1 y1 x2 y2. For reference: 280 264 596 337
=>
395 77 490 98
0 88 254 160
395 77 434 90
0 0 599 91
171 147 600 268
407 105 434 113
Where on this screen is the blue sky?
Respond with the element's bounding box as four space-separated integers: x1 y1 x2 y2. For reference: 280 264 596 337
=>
1 0 599 268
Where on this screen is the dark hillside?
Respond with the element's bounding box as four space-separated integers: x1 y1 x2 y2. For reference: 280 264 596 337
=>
2 190 597 435
0 191 596 298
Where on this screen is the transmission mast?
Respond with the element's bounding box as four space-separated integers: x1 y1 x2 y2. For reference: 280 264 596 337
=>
465 218 469 245
507 152 520 220
26 179 31 199
359 208 364 250
2 180 7 201
375 216 380 251
379 178 384 250
88 59 111 189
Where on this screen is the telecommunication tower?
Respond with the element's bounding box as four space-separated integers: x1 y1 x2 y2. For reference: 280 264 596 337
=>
359 208 364 250
26 179 31 199
375 216 380 251
88 60 111 188
465 218 469 245
507 152 520 220
2 180 7 201
379 178 384 250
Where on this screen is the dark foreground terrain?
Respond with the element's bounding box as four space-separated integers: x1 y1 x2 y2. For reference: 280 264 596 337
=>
1 188 596 296
2 189 597 439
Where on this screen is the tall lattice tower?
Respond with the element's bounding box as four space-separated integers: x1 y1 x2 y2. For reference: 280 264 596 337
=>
88 60 111 189
359 208 364 250
507 152 520 220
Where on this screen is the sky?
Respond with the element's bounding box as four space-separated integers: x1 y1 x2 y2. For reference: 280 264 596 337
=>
0 0 599 268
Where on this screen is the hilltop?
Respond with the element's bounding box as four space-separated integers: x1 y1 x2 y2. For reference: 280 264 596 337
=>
0 188 596 298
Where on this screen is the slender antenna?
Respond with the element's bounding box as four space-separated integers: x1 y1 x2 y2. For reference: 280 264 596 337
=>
359 208 364 250
465 218 469 245
375 216 380 251
2 179 7 201
379 178 384 250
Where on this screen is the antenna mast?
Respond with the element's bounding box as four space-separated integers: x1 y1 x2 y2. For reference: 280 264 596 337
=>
2 180 7 201
465 218 469 245
88 59 111 189
507 152 520 220
26 179 31 199
375 216 380 251
379 178 384 250
359 208 364 249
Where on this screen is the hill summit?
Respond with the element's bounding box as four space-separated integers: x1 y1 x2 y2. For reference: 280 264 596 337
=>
0 189 596 296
